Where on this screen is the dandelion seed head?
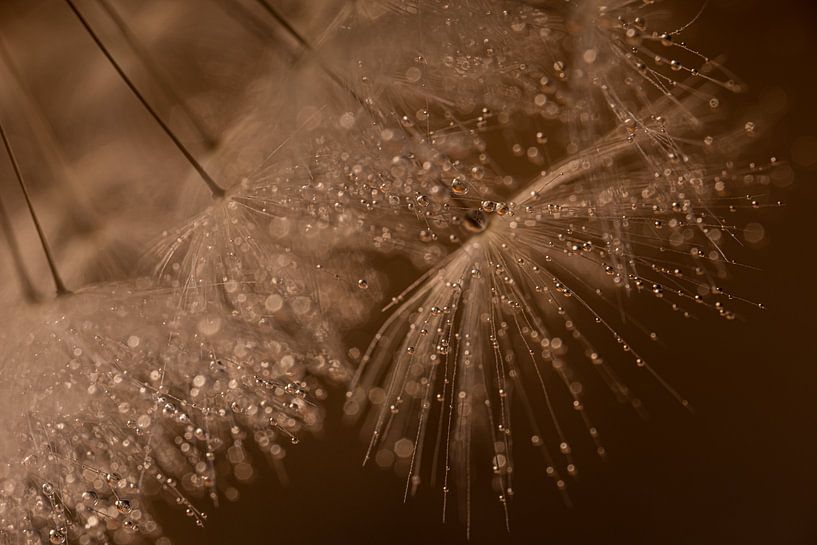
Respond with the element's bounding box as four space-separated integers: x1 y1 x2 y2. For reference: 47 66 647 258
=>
0 0 783 538
305 0 782 521
0 282 333 543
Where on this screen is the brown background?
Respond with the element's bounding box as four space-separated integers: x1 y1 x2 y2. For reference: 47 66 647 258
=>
3 0 817 543
174 2 817 544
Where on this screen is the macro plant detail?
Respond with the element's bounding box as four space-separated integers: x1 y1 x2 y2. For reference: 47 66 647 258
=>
0 1 789 544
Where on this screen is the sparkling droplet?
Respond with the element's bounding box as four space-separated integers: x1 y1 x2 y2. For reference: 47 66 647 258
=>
115 499 132 514
451 179 468 194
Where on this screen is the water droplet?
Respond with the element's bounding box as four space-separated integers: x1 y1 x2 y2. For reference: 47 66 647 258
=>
82 490 99 505
115 499 132 515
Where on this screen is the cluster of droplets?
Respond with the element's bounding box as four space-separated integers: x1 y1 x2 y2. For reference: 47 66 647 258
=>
0 283 337 544
279 0 783 531
0 0 781 541
108 0 780 536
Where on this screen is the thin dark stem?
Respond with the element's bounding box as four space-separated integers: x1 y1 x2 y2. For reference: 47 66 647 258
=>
250 0 438 180
215 0 369 112
254 0 310 50
64 0 225 199
0 120 69 296
213 0 280 44
0 36 98 235
0 194 38 303
253 0 369 109
96 0 219 149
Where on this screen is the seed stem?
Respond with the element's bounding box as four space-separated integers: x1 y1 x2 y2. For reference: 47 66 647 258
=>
64 0 225 199
0 36 98 235
0 194 38 303
253 0 368 107
254 0 309 50
0 120 70 296
96 0 219 149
